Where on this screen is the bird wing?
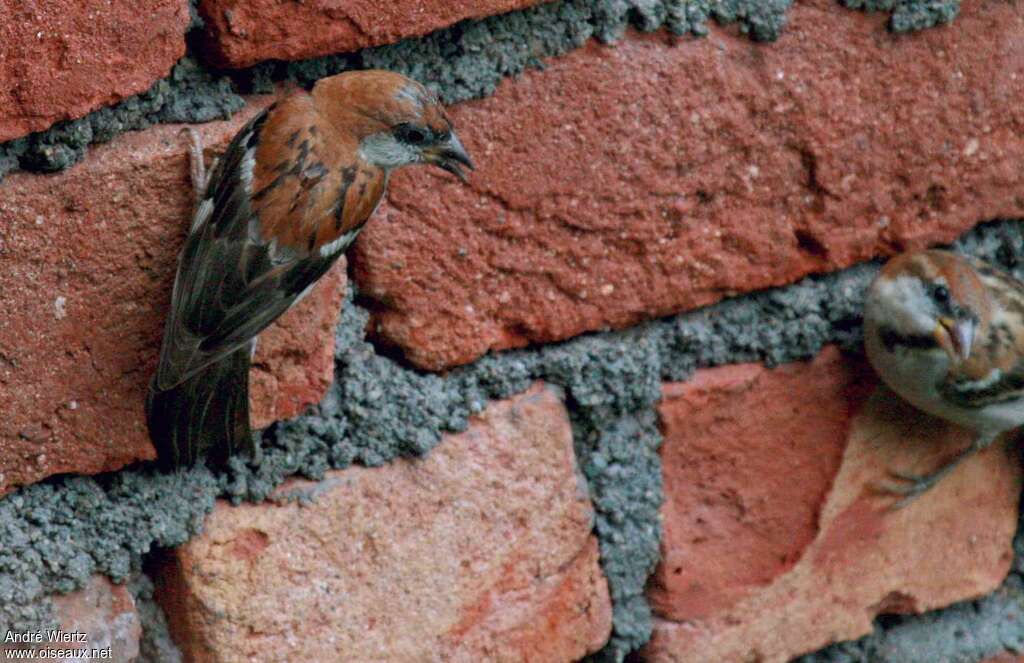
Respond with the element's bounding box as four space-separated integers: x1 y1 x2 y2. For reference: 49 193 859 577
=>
941 258 1024 409
154 95 381 391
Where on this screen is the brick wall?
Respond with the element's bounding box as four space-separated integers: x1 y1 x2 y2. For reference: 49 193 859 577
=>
1 1 1023 662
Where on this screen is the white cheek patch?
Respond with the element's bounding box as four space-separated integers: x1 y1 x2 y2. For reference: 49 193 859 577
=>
871 274 937 335
956 368 1004 393
358 132 419 169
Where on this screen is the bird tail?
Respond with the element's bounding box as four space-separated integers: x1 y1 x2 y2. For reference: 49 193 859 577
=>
146 346 255 469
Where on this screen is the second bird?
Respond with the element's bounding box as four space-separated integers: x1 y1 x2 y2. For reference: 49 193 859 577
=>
864 249 1024 506
147 70 474 468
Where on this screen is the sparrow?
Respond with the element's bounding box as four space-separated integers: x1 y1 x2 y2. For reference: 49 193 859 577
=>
863 249 1024 507
147 69 474 468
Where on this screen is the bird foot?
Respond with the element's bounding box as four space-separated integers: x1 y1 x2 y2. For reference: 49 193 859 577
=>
873 469 943 510
249 432 264 466
872 435 992 510
180 127 217 203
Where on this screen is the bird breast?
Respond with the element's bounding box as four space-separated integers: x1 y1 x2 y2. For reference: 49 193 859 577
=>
866 328 1024 436
250 93 387 255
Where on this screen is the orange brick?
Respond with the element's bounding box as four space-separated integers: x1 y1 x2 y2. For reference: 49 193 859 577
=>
646 347 1021 662
197 0 550 68
0 98 345 493
155 385 612 663
0 0 189 141
353 0 1024 370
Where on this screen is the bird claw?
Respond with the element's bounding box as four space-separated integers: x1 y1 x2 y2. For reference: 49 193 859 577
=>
872 469 941 510
887 468 930 484
249 431 264 466
180 127 209 203
872 436 991 511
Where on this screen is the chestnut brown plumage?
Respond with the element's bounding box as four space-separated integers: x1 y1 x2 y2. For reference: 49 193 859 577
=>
147 70 473 468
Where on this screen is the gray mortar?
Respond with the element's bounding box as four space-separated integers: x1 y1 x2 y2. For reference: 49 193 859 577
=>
0 0 786 181
797 524 1024 663
0 0 959 182
3 218 1023 662
0 58 243 180
0 0 994 659
0 470 217 635
841 0 960 32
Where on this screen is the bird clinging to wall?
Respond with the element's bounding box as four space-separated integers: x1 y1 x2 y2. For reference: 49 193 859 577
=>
863 249 1024 507
147 70 474 468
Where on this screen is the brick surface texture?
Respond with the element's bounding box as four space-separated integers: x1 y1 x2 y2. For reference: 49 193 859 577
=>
0 98 346 494
155 384 612 663
197 0 550 68
354 0 1024 370
0 0 190 142
645 347 1021 662
1 1 1023 661
0 576 141 661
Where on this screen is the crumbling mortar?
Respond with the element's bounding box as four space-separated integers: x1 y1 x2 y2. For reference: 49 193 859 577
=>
0 0 956 182
840 0 960 32
3 218 1023 661
0 0 985 658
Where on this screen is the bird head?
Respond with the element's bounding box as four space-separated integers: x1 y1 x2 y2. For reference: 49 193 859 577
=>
312 70 474 181
865 250 985 364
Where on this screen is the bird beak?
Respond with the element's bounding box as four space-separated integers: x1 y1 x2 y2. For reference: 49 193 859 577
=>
934 316 975 362
424 132 474 183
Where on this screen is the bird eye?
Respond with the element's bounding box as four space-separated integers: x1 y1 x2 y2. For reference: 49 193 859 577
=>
933 284 950 303
395 124 428 145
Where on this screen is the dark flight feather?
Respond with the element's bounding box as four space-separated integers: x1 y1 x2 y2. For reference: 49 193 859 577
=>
147 101 376 468
147 70 465 469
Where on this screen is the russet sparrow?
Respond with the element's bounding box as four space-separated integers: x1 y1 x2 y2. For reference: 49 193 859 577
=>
147 70 474 468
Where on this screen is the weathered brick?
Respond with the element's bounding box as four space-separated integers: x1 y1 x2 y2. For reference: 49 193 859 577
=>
0 0 190 142
155 384 612 663
645 347 1021 662
197 0 550 68
0 576 141 661
984 654 1024 663
353 0 1024 370
0 98 345 494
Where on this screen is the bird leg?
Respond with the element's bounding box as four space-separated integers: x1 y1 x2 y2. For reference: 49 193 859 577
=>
181 127 218 204
877 432 997 509
249 431 264 466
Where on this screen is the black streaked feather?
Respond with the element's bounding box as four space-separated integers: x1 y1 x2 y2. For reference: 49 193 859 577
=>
877 326 937 354
943 366 1024 408
148 103 349 468
334 166 357 230
147 345 253 468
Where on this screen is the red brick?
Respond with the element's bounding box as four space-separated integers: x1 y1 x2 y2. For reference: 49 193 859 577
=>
0 0 190 142
984 655 1024 663
651 349 874 621
196 0 549 68
0 576 140 660
353 0 1024 370
155 384 612 663
645 347 1021 662
248 259 345 430
0 97 346 494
